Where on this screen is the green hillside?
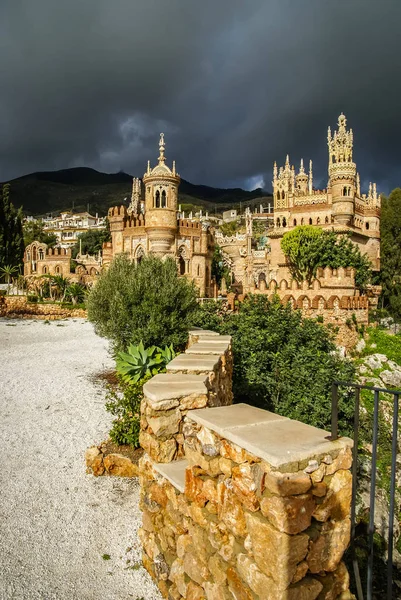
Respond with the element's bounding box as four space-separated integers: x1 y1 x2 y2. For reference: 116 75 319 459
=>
2 167 271 217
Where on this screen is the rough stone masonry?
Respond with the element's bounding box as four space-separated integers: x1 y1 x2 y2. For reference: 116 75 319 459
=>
138 329 354 600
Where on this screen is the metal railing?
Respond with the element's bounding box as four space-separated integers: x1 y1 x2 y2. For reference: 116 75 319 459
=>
332 382 400 600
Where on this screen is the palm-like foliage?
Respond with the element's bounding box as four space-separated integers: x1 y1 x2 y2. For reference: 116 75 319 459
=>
66 282 86 305
116 341 176 383
0 264 19 294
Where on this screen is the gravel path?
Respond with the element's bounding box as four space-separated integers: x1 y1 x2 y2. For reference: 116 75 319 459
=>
0 318 161 600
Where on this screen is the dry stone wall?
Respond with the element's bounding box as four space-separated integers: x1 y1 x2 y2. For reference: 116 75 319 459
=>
0 296 87 319
139 329 233 464
138 329 354 600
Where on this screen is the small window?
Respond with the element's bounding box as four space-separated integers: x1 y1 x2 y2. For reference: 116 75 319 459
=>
197 265 200 277
309 218 312 225
155 190 160 208
161 190 167 208
282 217 287 227
293 219 297 226
366 222 370 230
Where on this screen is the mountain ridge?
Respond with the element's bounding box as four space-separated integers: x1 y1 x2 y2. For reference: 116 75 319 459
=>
2 167 270 217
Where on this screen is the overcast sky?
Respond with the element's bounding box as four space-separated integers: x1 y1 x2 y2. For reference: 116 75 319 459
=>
1 0 400 193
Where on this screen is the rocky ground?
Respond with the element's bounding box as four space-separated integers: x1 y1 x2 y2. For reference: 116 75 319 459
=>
0 318 161 600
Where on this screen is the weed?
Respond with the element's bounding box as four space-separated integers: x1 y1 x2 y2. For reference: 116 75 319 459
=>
102 554 111 561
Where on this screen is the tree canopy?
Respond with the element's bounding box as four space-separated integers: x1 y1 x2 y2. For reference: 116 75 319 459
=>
72 223 111 259
0 184 24 272
379 188 401 316
23 219 58 248
87 254 199 352
281 225 372 290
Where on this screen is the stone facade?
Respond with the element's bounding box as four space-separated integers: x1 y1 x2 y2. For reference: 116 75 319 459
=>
138 329 354 599
106 134 215 297
271 114 380 271
23 241 102 283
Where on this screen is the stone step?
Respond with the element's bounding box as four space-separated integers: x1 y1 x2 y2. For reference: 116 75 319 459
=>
188 328 220 337
153 458 188 493
143 373 208 404
194 334 231 344
188 403 353 470
186 341 230 355
167 353 220 372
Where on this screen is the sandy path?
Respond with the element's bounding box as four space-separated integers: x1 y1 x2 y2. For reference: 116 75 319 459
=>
0 318 161 600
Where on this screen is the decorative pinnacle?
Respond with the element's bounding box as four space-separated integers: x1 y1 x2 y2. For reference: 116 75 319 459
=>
299 158 305 174
158 132 165 164
285 154 290 167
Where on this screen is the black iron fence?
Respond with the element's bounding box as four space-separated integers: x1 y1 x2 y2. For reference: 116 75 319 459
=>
332 382 400 600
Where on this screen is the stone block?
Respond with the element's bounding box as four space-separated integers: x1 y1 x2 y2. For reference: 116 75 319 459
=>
315 562 350 600
307 520 351 573
204 582 231 600
245 512 309 589
260 493 316 534
263 470 312 496
226 567 254 600
167 353 220 372
85 446 104 476
208 553 228 585
313 470 352 522
144 373 208 404
139 431 177 463
187 581 206 600
325 447 352 476
183 551 210 585
147 408 181 438
218 481 247 538
103 453 138 477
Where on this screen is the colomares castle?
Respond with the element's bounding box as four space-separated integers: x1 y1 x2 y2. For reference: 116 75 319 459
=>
22 114 381 347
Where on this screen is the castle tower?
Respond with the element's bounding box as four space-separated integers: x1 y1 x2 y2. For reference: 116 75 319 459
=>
295 159 308 194
128 177 142 215
273 154 294 209
142 133 180 257
327 113 356 225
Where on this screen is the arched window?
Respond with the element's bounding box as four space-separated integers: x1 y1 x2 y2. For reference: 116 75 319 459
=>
161 190 167 208
366 222 370 230
317 217 320 224
293 219 297 226
136 246 145 264
27 251 31 261
39 249 44 260
281 190 285 200
179 255 186 275
343 186 348 196
32 246 37 261
282 217 287 227
309 217 312 225
55 266 60 274
42 266 47 274
276 218 281 227
301 218 304 225
197 265 201 277
325 216 329 224
155 190 160 208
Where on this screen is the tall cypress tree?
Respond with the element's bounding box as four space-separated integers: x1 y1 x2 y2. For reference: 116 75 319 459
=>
0 183 25 272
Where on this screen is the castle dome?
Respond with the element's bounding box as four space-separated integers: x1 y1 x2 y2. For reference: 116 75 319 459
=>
143 133 180 182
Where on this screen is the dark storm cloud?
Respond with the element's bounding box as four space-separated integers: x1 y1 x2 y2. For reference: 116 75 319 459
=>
0 0 400 193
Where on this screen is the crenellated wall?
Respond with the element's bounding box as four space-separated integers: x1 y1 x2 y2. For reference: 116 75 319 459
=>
138 329 354 599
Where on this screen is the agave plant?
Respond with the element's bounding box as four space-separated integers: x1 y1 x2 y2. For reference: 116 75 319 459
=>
116 342 176 383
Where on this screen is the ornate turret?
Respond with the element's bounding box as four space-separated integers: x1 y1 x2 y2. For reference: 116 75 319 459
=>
296 159 308 194
328 114 357 225
273 154 294 208
142 133 181 256
128 177 142 215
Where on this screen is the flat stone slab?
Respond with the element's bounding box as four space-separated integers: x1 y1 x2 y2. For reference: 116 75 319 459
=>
194 335 232 343
167 353 220 372
186 341 230 355
144 373 208 402
189 403 352 469
189 328 220 337
153 459 188 493
189 403 288 436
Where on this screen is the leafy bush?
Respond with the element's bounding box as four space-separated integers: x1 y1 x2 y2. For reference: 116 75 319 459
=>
116 341 175 383
192 295 356 433
27 294 38 303
105 377 149 447
87 254 198 351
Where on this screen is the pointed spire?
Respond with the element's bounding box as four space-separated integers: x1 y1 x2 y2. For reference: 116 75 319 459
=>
172 160 176 176
368 182 372 198
273 161 278 180
373 183 377 200
158 132 165 164
299 158 305 174
308 160 313 194
285 154 290 168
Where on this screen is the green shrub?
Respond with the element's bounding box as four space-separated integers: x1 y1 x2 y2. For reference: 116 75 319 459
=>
105 376 149 447
0 289 6 297
27 294 38 303
116 341 175 383
192 295 356 433
65 282 86 305
87 254 198 352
